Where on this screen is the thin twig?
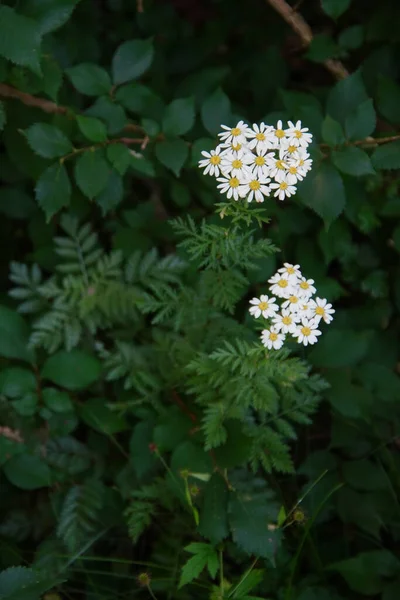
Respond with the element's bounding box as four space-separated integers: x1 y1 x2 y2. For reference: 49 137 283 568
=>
320 134 400 150
266 0 349 80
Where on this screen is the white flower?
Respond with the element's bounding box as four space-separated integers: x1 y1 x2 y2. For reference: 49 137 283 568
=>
278 263 302 279
240 176 271 203
216 175 247 201
220 149 253 179
281 293 303 313
272 309 299 334
218 120 251 145
218 140 248 155
292 318 321 346
284 120 313 147
297 277 316 298
268 273 296 298
265 119 287 147
198 146 223 177
270 180 297 201
280 139 301 158
261 326 285 350
293 149 313 176
309 297 335 324
266 149 288 181
249 295 279 318
247 122 274 152
247 147 274 179
285 162 304 185
297 301 313 320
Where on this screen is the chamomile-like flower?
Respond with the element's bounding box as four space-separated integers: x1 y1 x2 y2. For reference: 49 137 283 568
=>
216 175 246 201
282 293 303 313
220 149 253 179
278 263 302 279
292 318 321 346
294 149 313 176
285 163 304 185
266 149 288 181
268 273 295 298
247 122 273 152
284 120 313 147
249 295 279 318
273 309 299 334
198 146 223 177
298 277 316 298
240 176 271 203
261 326 285 350
270 180 297 201
265 120 287 147
247 147 274 178
309 297 335 324
218 120 250 145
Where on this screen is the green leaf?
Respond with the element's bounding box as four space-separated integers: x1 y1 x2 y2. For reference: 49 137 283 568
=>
162 97 195 136
20 0 79 35
198 473 229 545
115 83 164 119
338 25 364 50
0 566 61 600
129 421 157 480
24 123 72 158
42 349 102 390
79 397 127 435
155 139 188 176
298 162 346 226
66 62 111 96
327 70 368 125
112 38 154 85
35 163 71 221
41 56 63 101
371 141 400 170
321 0 351 19
74 150 110 199
3 454 51 490
0 305 33 362
342 459 387 491
306 34 338 63
179 543 218 588
76 115 107 142
86 96 127 134
321 115 345 146
328 550 399 595
96 170 124 215
309 329 371 368
376 76 400 125
201 88 232 135
42 387 74 414
0 100 6 131
384 581 400 600
0 187 35 219
232 570 265 598
0 367 36 398
0 6 42 75
345 99 376 140
332 147 374 176
106 143 132 175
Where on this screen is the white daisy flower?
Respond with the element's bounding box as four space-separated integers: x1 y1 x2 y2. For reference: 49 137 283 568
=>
220 149 253 179
240 176 271 203
270 180 297 201
272 309 299 334
261 326 285 350
249 295 279 319
309 297 335 324
297 301 313 320
280 139 300 158
198 146 223 177
266 149 288 181
281 293 303 313
247 147 274 179
218 120 251 145
247 122 274 152
293 149 313 176
265 119 287 147
285 162 304 185
268 273 295 298
284 120 313 148
298 277 316 298
216 175 247 201
292 318 321 346
278 263 302 279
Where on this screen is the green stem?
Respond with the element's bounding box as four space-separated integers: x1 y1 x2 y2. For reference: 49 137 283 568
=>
147 585 159 600
228 557 258 598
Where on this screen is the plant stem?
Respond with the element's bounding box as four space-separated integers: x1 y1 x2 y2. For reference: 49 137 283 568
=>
219 547 224 597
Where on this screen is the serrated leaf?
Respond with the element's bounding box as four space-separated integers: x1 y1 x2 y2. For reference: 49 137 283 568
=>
327 70 368 125
115 83 164 119
198 473 229 545
332 147 374 176
42 349 102 390
162 97 195 136
298 162 346 226
41 56 63 101
321 0 351 19
106 143 132 175
376 76 400 125
321 115 345 146
155 139 188 176
0 565 61 600
35 163 71 221
371 141 400 170
21 0 79 35
76 115 107 142
42 387 73 413
24 123 72 158
345 99 376 140
179 544 218 588
112 38 154 85
96 170 124 215
66 62 112 96
74 150 110 198
0 6 42 75
201 87 232 135
0 100 6 131
86 96 127 134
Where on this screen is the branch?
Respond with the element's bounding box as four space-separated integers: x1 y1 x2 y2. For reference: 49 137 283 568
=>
266 0 349 80
320 134 400 150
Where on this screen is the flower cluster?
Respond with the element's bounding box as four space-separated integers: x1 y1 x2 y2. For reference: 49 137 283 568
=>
199 120 313 203
249 263 334 349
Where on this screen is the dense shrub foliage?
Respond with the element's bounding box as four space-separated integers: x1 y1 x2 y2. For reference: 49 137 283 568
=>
0 0 400 599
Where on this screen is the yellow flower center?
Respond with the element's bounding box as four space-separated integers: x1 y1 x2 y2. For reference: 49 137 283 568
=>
295 130 303 138
282 316 292 325
259 301 268 310
299 159 305 166
232 159 243 169
289 295 298 304
276 160 285 170
301 326 311 336
275 129 285 138
270 332 278 341
249 180 261 191
315 306 325 316
289 166 297 174
278 279 288 288
232 142 242 151
287 145 296 154
287 267 295 274
300 281 309 290
229 177 240 188
231 127 241 137
210 155 221 165
280 182 288 190
256 132 265 141
255 156 265 166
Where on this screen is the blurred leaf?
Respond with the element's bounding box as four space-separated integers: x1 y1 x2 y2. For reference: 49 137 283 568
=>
179 543 218 588
76 115 107 142
155 139 188 176
309 329 371 368
115 83 164 119
201 88 231 135
332 147 375 176
0 305 33 362
20 0 79 35
0 6 42 75
328 550 399 595
79 397 127 435
198 473 229 545
66 62 111 96
0 100 6 131
3 454 51 490
106 143 132 175
162 97 195 136
24 123 72 158
35 163 71 220
306 34 338 63
112 38 154 85
42 349 101 390
0 187 35 219
338 25 364 50
327 70 368 125
74 150 109 198
321 0 351 19
298 162 346 225
86 96 127 134
321 115 345 146
342 459 387 491
96 170 123 215
345 99 376 140
42 388 74 413
232 570 265 598
371 141 400 170
376 76 400 125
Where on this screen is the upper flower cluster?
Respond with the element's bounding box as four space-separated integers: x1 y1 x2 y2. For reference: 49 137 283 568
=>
249 263 334 349
199 120 313 203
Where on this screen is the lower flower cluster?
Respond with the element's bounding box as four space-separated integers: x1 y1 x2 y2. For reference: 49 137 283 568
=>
249 263 334 349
